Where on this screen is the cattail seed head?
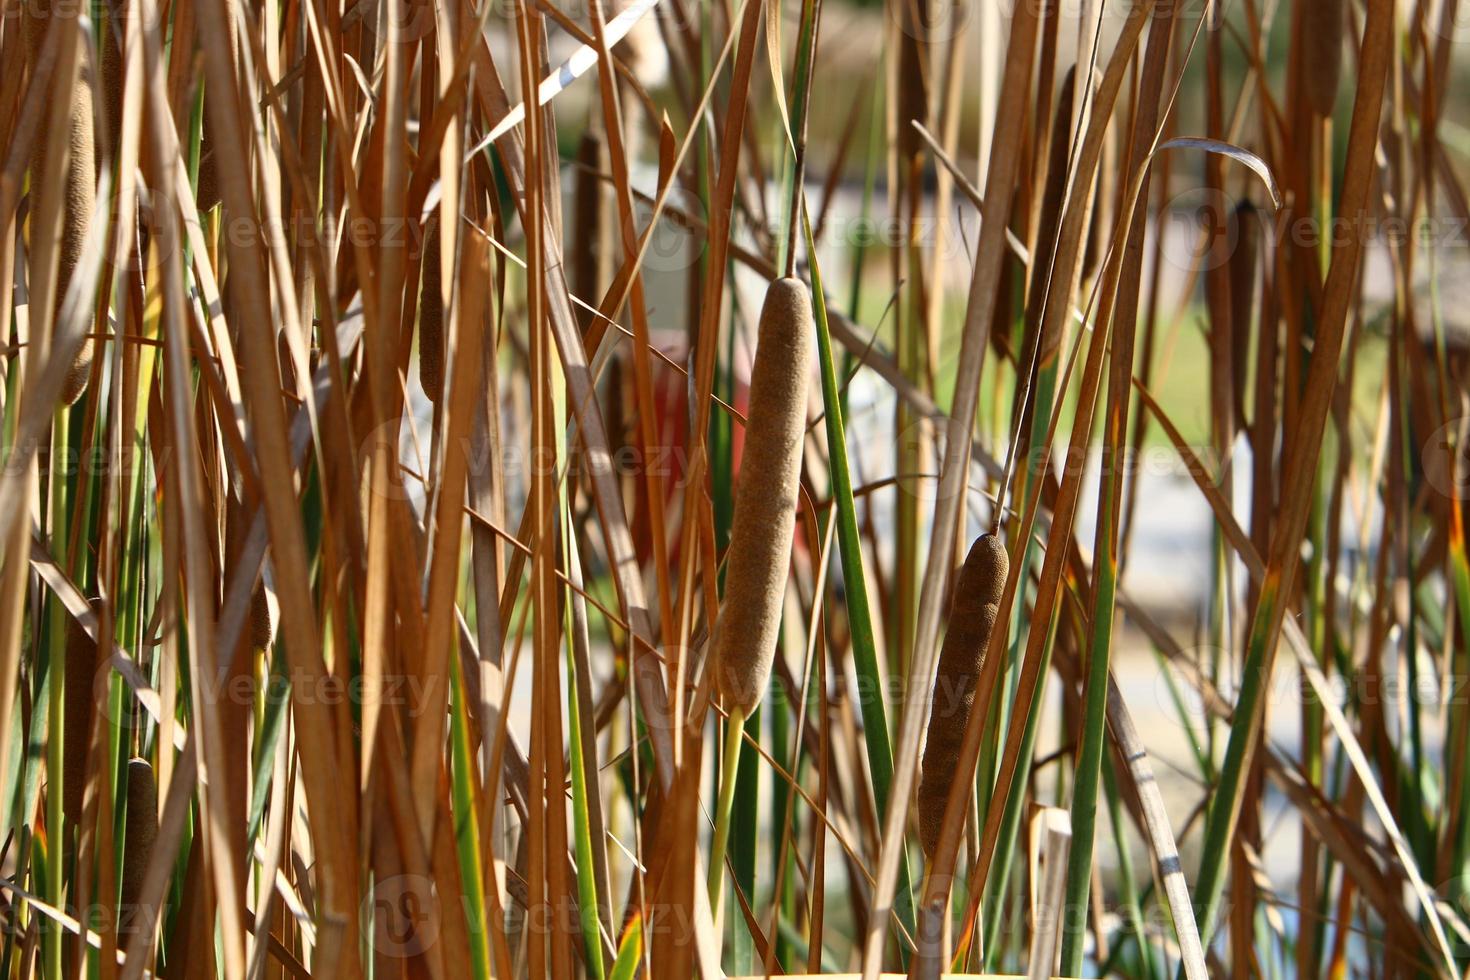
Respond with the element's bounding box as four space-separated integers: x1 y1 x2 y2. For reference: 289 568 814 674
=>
194 0 237 213
196 145 222 213
251 583 276 650
711 278 813 715
27 15 98 405
419 215 444 403
100 7 124 172
571 128 604 329
63 616 98 823
919 533 1009 859
120 758 158 929
1303 0 1344 119
1228 202 1260 431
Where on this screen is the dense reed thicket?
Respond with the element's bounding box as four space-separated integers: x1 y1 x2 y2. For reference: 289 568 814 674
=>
2 0 1469 976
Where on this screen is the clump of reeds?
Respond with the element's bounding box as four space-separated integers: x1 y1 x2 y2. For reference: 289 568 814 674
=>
2 2 1453 978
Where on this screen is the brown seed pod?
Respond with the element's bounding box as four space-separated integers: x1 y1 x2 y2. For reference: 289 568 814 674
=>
918 533 1009 859
195 0 237 213
711 278 813 715
571 127 604 329
27 15 98 405
1029 70 1077 368
1228 202 1260 433
120 758 158 930
100 2 125 173
196 143 221 213
419 214 444 403
1302 0 1344 119
250 582 276 650
63 616 98 823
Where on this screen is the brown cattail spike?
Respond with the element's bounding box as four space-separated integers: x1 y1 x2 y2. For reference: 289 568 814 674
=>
120 758 158 932
919 532 1009 859
1302 0 1344 119
251 582 276 650
63 617 98 824
196 143 221 213
571 127 604 329
100 1 125 172
419 214 445 403
195 0 238 212
1228 202 1260 433
711 278 813 715
27 14 98 405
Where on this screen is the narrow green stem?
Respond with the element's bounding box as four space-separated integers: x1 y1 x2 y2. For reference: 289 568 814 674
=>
45 406 71 979
449 646 492 979
1060 556 1116 975
707 707 746 911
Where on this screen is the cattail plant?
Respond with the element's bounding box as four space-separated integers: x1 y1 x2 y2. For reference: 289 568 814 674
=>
707 275 812 911
710 277 814 716
918 532 1009 859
